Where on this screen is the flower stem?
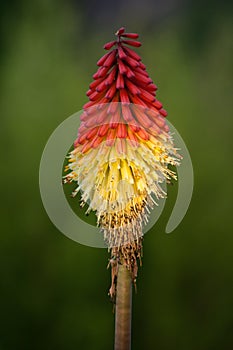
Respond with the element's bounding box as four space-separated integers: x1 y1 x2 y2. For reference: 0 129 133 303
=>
114 263 132 350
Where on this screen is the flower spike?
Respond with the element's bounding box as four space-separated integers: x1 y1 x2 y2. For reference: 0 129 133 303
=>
64 28 180 298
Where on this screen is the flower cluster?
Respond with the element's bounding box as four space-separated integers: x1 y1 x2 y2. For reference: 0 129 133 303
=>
64 27 180 296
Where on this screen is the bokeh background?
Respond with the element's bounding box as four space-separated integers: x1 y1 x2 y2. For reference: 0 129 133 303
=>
1 0 233 349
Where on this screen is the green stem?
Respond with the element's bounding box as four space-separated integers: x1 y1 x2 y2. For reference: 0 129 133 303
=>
114 264 132 350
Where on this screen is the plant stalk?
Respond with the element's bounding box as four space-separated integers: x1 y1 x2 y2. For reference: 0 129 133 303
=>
114 263 132 350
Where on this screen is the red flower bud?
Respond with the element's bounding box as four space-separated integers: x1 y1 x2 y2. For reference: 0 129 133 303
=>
105 83 116 99
122 40 142 47
159 109 168 117
102 49 117 67
97 51 112 66
118 46 127 59
115 27 125 36
116 72 125 89
98 123 109 137
118 59 127 75
123 46 141 61
116 123 127 138
123 55 140 68
121 33 139 39
103 41 116 50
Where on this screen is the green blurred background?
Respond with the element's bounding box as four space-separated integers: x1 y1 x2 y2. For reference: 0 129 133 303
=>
1 0 233 349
